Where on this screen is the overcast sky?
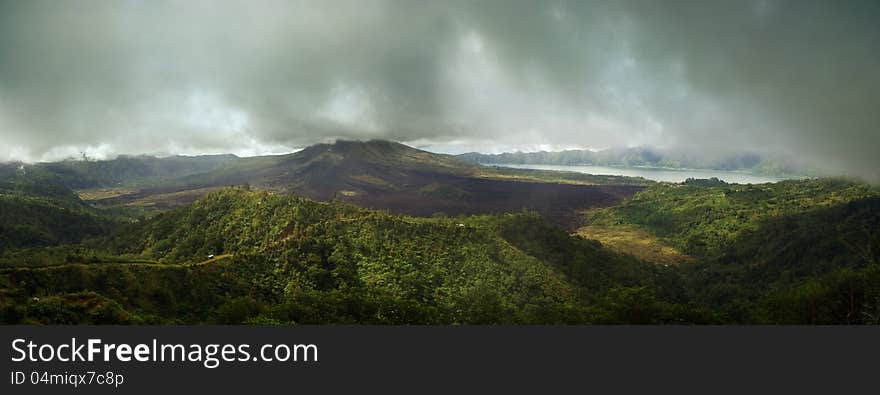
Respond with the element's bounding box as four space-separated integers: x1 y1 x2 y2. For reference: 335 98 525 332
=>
1 0 878 180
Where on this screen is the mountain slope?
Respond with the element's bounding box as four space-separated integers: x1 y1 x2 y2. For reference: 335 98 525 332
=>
37 154 239 189
0 163 117 249
579 178 880 323
585 178 876 258
4 179 878 324
3 189 672 324
84 140 647 229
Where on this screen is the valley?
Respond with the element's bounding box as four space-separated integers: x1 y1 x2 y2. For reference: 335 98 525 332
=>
1 141 878 324
70 140 649 229
483 163 790 184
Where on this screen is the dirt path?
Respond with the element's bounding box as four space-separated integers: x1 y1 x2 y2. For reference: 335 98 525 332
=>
193 254 233 266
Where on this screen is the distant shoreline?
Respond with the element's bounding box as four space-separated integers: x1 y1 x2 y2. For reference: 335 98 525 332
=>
482 163 803 184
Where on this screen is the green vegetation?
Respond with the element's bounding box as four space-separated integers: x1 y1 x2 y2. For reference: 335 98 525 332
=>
2 148 878 325
577 225 690 266
587 178 874 257
584 178 880 323
3 189 678 324
0 164 118 250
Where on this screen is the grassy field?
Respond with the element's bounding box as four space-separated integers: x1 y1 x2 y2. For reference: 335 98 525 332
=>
576 224 690 266
76 188 137 201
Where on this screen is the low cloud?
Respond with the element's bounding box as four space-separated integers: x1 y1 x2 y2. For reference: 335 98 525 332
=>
0 0 877 180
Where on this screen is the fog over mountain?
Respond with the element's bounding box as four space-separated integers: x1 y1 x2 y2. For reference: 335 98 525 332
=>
1 1 878 181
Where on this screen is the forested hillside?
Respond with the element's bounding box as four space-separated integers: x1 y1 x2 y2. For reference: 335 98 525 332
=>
0 164 118 249
587 178 874 257
2 189 679 324
584 178 880 323
2 160 878 324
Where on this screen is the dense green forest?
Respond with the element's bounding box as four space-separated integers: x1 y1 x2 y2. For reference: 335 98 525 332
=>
1 188 675 324
586 178 880 323
0 164 119 249
1 161 878 324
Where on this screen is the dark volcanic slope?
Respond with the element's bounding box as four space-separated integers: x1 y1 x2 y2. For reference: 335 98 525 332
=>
337 169 640 229
89 140 644 228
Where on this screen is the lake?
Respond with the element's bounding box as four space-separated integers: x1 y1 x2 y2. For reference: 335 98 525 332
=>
489 163 792 184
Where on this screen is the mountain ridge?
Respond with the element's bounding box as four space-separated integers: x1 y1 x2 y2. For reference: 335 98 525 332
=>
456 146 810 177
58 140 648 229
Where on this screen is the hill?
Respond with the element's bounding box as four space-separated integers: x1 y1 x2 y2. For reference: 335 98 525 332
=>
36 154 238 189
5 143 878 324
585 178 876 258
582 178 880 323
1 189 672 324
0 163 118 250
77 140 649 229
2 178 879 324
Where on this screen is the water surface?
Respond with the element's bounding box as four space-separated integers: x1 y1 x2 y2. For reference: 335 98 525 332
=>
490 163 791 184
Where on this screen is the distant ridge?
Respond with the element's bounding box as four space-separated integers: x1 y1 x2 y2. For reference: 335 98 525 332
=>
35 153 239 188
456 147 806 177
44 139 646 229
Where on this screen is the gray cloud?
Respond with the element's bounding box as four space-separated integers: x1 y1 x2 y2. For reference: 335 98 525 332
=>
1 0 878 180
